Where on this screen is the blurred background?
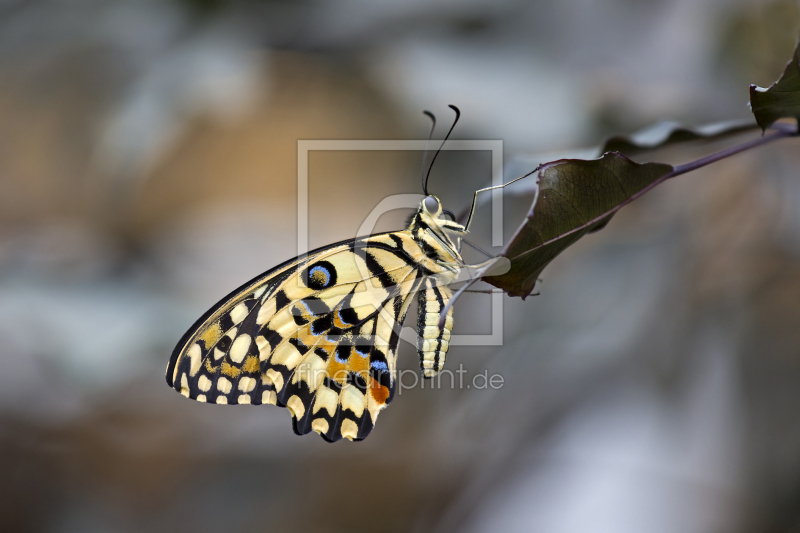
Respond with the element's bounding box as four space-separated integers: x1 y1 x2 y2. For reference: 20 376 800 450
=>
1 0 800 531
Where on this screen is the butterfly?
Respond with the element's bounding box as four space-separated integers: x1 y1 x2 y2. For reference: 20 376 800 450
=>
165 106 517 442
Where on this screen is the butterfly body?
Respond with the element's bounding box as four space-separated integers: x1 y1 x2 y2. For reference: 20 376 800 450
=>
167 195 468 441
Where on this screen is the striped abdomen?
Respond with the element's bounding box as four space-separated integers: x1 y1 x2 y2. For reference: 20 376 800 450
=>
417 278 453 378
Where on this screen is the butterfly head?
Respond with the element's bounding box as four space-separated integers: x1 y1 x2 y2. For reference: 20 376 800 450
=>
407 195 468 262
415 195 465 232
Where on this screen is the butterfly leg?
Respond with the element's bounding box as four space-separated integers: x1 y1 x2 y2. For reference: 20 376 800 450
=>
439 256 510 284
463 168 539 232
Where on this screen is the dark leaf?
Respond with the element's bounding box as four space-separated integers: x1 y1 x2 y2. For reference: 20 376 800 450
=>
750 39 800 131
484 153 672 298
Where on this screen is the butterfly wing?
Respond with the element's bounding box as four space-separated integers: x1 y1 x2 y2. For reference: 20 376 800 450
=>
167 231 425 441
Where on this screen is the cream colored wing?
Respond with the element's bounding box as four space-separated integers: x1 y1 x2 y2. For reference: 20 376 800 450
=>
167 231 427 441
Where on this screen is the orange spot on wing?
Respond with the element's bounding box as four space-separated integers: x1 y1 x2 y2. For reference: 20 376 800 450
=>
242 356 260 374
348 353 370 376
221 361 241 378
310 269 327 285
296 329 319 348
370 379 389 405
200 322 223 348
326 358 348 384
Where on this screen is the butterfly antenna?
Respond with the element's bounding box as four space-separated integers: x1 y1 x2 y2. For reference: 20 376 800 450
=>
424 105 461 196
461 238 494 259
421 110 436 195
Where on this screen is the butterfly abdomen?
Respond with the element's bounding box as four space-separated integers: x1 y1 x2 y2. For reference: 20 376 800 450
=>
416 278 453 378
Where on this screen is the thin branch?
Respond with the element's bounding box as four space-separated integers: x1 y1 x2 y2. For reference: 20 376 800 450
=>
671 121 797 175
461 239 494 259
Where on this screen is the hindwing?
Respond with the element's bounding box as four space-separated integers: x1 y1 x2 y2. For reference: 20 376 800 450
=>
167 231 427 441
